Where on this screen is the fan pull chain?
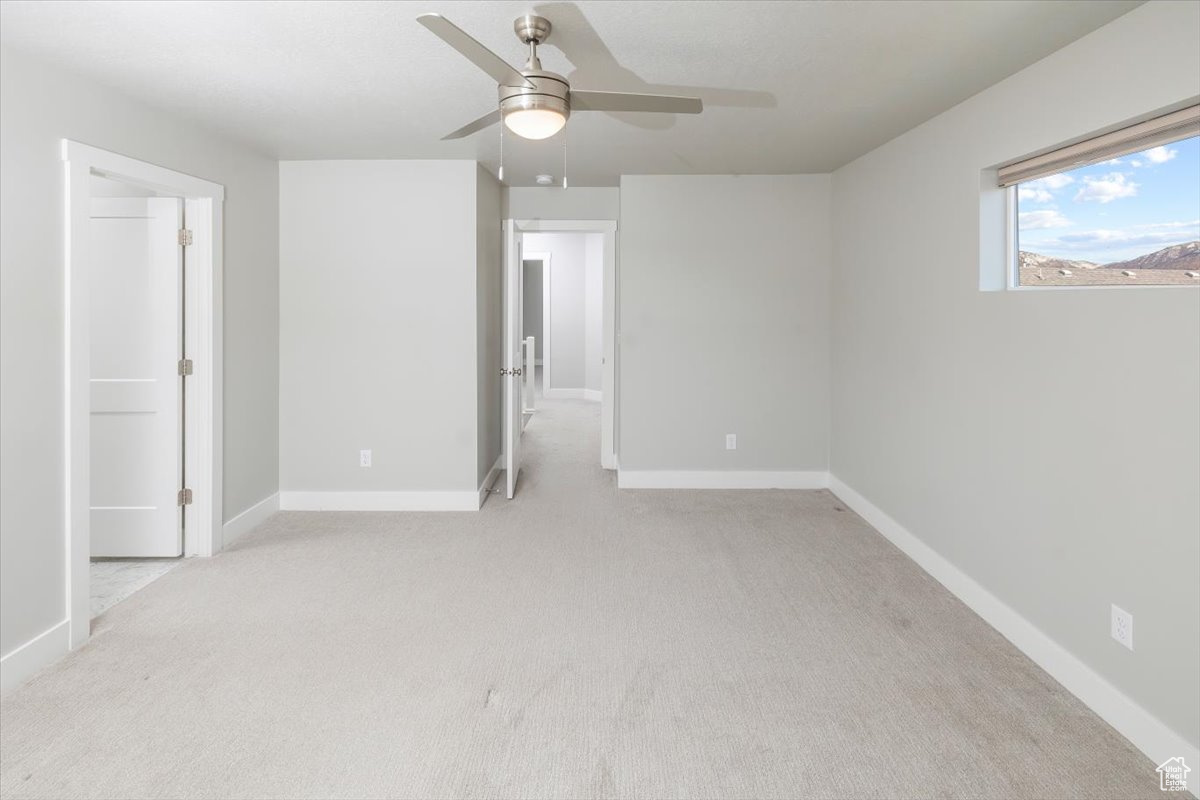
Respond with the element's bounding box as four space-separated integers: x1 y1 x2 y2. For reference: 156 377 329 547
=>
562 129 568 189
498 112 505 183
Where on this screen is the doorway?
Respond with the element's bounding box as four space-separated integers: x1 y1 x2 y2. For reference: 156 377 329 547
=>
63 141 224 647
502 219 617 498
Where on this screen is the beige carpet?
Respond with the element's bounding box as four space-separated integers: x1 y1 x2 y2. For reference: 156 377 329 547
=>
0 396 1165 799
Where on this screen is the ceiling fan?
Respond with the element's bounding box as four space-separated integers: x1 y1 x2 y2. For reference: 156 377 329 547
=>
417 12 703 141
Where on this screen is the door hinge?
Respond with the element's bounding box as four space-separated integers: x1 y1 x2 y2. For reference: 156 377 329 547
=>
178 358 193 376
178 228 193 246
178 488 193 506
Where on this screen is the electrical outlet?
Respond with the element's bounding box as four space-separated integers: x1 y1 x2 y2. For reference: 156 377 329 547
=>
1111 604 1133 650
725 434 737 450
360 449 372 468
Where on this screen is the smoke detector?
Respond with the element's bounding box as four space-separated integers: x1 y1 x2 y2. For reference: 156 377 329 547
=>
535 174 554 185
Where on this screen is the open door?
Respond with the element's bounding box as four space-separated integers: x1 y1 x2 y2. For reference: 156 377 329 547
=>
503 221 522 498
89 197 184 556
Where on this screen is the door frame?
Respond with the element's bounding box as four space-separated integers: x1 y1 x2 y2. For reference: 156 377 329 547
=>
63 140 225 648
509 219 618 470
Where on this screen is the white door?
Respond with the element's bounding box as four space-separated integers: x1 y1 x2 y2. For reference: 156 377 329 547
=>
504 222 522 498
89 197 184 557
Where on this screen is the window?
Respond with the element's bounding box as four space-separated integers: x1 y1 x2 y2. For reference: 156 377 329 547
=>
1000 107 1199 287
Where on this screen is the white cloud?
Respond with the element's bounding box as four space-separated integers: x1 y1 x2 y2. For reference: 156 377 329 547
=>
1018 209 1072 229
1035 228 1197 251
1101 158 1123 165
1129 159 1143 168
1018 186 1053 203
1141 145 1177 164
1022 221 1198 263
1036 173 1074 190
1074 172 1138 203
1018 173 1074 204
1134 219 1200 231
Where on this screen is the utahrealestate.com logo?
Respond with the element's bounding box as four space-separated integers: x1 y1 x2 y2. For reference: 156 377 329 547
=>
1156 757 1190 792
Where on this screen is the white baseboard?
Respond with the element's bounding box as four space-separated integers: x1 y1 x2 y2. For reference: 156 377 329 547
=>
1 619 69 695
828 475 1200 796
280 491 481 512
479 455 503 507
544 388 601 402
618 470 829 489
222 492 279 548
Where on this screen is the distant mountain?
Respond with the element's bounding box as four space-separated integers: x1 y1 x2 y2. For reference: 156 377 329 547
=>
1106 240 1200 271
1020 240 1200 272
1017 251 1098 272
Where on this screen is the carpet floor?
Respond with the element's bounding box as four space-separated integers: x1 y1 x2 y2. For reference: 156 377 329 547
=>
0 395 1165 799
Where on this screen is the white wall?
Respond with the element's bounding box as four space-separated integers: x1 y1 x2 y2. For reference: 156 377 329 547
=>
279 160 493 498
584 234 603 393
523 232 602 393
522 261 543 362
505 187 618 221
831 0 1199 756
476 166 502 486
0 48 279 660
618 175 831 473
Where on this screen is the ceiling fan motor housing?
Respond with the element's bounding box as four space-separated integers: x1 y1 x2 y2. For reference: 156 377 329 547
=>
501 16 569 126
499 70 571 124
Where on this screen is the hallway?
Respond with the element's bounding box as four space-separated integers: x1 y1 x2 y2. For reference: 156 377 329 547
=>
0 392 1163 799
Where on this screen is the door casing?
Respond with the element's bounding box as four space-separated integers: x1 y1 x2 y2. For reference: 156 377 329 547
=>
63 140 224 648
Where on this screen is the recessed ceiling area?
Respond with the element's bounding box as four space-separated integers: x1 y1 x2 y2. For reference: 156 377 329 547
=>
0 0 1142 185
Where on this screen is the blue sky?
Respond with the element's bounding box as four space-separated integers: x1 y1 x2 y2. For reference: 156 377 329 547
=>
1018 135 1200 264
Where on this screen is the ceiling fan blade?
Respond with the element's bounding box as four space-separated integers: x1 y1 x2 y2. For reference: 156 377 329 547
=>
417 14 535 89
570 90 703 114
442 109 501 140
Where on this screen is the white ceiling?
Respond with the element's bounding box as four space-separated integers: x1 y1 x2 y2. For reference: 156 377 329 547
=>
0 0 1141 186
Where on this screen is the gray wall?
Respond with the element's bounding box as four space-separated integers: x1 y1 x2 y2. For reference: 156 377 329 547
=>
618 175 831 471
0 48 279 656
279 160 481 492
522 261 543 361
476 166 502 485
831 0 1199 747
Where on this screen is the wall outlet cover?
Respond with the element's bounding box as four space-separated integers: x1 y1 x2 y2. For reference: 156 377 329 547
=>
1111 604 1133 650
726 434 737 450
360 449 372 468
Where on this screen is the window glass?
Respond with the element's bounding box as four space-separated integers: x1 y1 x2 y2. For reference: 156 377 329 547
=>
1017 135 1199 286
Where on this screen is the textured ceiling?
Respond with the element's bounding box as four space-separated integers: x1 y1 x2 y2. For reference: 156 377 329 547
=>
0 0 1142 186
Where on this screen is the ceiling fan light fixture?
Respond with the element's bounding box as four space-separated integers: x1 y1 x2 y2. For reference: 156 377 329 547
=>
499 74 570 140
503 108 567 140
